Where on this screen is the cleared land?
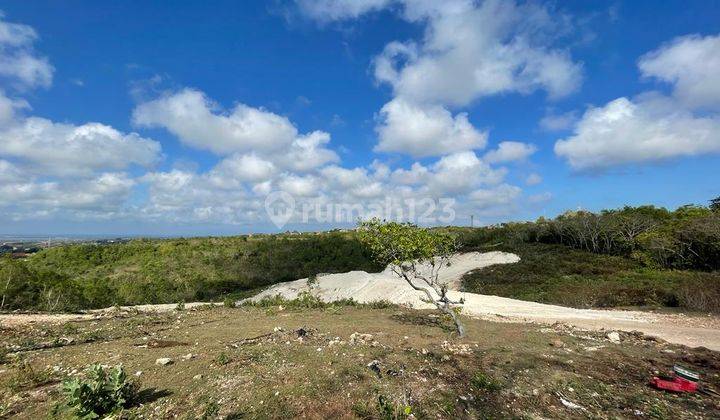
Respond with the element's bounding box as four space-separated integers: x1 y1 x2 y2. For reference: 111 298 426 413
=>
252 252 720 351
2 304 720 419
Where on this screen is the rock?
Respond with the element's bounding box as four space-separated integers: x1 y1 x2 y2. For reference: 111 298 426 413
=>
349 332 374 345
135 371 142 377
155 358 173 366
607 332 621 343
550 339 565 348
181 353 193 360
193 374 203 380
367 360 381 377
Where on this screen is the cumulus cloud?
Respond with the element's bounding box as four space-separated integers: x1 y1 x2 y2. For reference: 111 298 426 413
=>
370 0 582 106
539 109 577 131
296 0 393 22
639 34 720 110
0 13 53 89
132 88 299 155
525 173 542 186
555 95 720 170
0 173 136 215
468 184 521 209
302 0 580 160
555 32 720 171
483 141 537 164
375 98 487 157
277 131 340 172
211 153 277 183
0 116 161 177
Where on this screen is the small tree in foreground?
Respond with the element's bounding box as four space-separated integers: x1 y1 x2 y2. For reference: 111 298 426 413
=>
357 219 465 336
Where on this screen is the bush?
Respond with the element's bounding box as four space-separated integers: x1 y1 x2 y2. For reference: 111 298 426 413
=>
61 364 138 419
223 296 236 308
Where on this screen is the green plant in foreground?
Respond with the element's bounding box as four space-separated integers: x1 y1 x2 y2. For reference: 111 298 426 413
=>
175 300 186 311
223 296 236 308
216 352 230 366
470 371 503 392
61 364 138 419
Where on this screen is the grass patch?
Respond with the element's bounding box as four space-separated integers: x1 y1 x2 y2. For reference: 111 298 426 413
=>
0 306 718 418
463 243 720 311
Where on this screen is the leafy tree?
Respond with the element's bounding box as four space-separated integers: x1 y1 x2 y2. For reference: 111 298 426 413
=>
357 219 465 336
711 196 720 213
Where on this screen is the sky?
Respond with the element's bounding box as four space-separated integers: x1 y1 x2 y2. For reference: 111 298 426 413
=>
0 0 719 236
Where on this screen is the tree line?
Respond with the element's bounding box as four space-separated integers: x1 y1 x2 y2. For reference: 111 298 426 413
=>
464 197 720 271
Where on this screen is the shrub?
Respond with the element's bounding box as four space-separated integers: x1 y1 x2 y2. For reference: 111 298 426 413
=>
223 296 236 308
215 352 230 366
61 364 139 419
7 359 54 392
470 371 503 392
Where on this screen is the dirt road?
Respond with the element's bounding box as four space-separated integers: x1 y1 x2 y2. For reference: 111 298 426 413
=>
2 251 720 350
252 251 720 351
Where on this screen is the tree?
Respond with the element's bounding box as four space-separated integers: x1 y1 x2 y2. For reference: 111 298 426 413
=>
711 196 720 213
357 219 465 336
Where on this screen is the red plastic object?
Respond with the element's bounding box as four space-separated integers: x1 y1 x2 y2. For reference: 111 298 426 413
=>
651 376 698 393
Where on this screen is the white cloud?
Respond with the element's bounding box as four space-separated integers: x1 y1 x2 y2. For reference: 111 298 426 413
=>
468 184 521 209
539 109 577 131
483 141 536 163
132 88 299 155
212 153 277 183
296 0 393 22
0 116 161 177
0 90 28 125
375 98 487 157
371 0 582 106
277 131 339 172
639 34 720 110
554 95 720 170
388 151 507 197
0 173 136 212
278 174 319 197
525 173 542 186
0 13 53 89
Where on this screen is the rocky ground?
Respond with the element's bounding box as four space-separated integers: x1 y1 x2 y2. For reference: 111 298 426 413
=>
1 303 720 419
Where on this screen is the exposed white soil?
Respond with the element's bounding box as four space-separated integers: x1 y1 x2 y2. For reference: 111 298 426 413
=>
2 251 720 350
250 251 720 351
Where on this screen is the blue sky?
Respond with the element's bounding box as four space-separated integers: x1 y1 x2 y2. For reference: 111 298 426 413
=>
0 1 719 236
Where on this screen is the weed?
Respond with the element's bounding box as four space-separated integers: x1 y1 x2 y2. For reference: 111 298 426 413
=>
470 371 503 392
175 300 186 311
376 395 412 420
6 358 54 392
223 296 236 308
215 352 230 366
200 400 220 419
60 364 139 419
0 347 8 365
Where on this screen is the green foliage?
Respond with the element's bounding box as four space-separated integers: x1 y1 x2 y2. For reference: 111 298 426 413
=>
175 300 185 311
357 218 455 266
223 296 236 308
215 352 230 366
61 364 138 419
241 293 397 311
7 359 54 392
2 232 380 312
470 371 503 392
456 202 720 271
711 196 720 213
463 242 720 312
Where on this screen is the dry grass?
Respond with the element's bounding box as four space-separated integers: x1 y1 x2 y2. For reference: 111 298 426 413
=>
1 304 720 418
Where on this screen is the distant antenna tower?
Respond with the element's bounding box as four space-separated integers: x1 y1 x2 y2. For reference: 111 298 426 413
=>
470 215 474 227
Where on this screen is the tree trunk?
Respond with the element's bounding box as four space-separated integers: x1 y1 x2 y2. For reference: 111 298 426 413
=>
440 303 465 337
